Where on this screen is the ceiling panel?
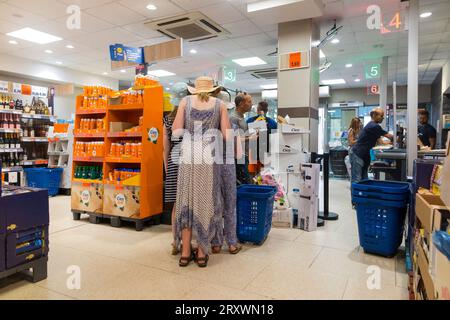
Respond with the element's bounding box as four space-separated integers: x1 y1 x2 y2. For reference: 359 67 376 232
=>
222 20 262 37
54 12 115 35
198 2 246 24
86 3 147 26
119 0 185 20
172 0 223 10
7 0 68 20
56 0 117 10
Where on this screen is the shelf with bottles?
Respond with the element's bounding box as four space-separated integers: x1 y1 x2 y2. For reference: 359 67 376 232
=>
77 86 113 113
109 89 144 109
0 132 22 152
21 137 48 143
0 113 21 130
21 114 56 122
1 152 22 168
73 164 104 182
104 164 141 185
21 159 48 166
0 94 25 112
74 116 106 137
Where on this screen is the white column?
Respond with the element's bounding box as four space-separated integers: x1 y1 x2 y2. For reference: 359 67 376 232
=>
380 56 388 129
407 0 419 176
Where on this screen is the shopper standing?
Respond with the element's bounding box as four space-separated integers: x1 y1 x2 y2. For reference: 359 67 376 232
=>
229 93 255 185
418 110 437 149
173 77 232 268
345 117 362 179
211 90 241 255
163 82 188 255
349 108 393 183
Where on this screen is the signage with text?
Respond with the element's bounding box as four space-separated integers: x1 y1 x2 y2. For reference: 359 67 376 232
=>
365 64 381 79
109 44 144 64
367 84 380 95
279 51 310 71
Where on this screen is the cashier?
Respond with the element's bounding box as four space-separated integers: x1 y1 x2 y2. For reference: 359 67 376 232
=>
418 110 437 149
349 108 393 183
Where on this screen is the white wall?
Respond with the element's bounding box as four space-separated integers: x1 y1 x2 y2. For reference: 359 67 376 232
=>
0 53 118 89
54 87 83 121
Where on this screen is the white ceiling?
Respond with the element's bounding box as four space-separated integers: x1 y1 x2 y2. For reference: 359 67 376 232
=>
0 0 448 92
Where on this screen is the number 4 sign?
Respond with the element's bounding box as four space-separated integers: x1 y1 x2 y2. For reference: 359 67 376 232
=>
365 64 381 79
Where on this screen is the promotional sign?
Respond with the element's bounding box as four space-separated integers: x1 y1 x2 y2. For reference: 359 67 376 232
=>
289 52 301 69
0 81 8 93
12 83 22 94
279 51 310 71
365 64 381 79
110 44 144 64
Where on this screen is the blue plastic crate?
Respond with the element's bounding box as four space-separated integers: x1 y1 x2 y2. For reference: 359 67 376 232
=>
353 196 407 257
24 168 63 197
236 185 276 245
352 180 411 195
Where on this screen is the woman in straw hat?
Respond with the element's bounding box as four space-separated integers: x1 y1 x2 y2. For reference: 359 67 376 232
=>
172 76 233 268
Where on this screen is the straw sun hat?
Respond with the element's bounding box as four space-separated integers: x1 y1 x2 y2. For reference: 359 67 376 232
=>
188 76 220 94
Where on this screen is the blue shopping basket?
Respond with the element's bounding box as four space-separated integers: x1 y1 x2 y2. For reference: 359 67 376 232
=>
25 168 63 197
236 185 277 245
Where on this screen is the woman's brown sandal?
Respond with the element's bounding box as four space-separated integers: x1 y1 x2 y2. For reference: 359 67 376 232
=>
178 246 194 267
229 245 242 255
196 255 209 268
211 246 222 254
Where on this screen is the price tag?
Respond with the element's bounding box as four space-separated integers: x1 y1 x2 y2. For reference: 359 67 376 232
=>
0 81 8 93
289 52 301 69
12 83 22 94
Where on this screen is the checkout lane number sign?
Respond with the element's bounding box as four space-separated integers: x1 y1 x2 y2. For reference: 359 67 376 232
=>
365 64 381 79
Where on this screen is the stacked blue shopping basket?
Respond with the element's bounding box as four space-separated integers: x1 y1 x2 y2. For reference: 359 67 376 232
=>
236 185 277 245
352 180 411 257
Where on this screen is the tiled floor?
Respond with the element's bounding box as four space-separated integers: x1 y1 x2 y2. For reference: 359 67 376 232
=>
0 179 409 300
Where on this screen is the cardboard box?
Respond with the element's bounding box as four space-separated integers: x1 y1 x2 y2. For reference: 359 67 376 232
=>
103 184 140 218
300 163 320 196
416 240 436 299
440 155 450 208
433 209 450 233
71 181 103 213
109 122 133 133
272 208 293 228
297 195 318 232
415 194 447 233
281 124 310 134
433 247 450 300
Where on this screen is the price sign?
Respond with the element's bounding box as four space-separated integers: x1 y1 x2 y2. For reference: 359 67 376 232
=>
367 84 380 95
223 67 236 83
365 64 381 79
0 81 8 93
289 52 301 69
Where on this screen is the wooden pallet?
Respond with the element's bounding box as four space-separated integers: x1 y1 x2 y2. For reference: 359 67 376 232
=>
72 210 161 231
0 256 48 283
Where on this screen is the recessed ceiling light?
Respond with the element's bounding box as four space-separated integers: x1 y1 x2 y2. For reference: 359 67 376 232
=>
45 49 53 54
8 40 18 45
147 69 176 77
232 57 267 67
354 78 361 82
331 38 340 44
169 82 174 86
190 49 197 54
102 72 108 75
345 63 353 68
165 87 171 91
420 12 432 18
120 70 126 73
321 79 346 85
146 4 157 10
319 50 326 59
66 45 74 49
7 27 62 44
55 61 62 65
311 40 320 47
260 84 277 90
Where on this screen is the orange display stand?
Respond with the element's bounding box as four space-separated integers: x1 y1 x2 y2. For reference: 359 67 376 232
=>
71 85 164 230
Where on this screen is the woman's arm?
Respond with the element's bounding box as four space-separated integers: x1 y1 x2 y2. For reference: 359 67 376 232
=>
163 124 170 174
172 98 186 137
220 103 232 141
348 129 357 146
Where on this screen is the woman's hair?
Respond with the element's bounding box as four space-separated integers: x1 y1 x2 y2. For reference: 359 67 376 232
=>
198 92 211 102
349 117 361 132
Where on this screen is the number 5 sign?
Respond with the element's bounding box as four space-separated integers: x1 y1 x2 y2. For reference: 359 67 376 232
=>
365 64 381 79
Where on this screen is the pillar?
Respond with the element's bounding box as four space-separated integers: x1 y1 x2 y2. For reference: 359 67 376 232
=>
407 0 419 176
277 19 320 153
380 56 388 129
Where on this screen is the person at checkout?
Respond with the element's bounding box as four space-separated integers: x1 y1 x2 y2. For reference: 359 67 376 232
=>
418 110 437 150
349 108 394 183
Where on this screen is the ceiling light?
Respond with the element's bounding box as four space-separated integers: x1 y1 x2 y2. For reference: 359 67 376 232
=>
345 63 353 68
147 69 176 77
354 78 361 82
311 40 320 47
45 49 53 54
8 40 18 45
120 70 126 73
247 0 302 13
261 90 278 99
102 72 108 75
55 61 62 65
260 84 277 90
331 38 340 44
7 27 62 44
66 45 74 49
165 87 171 91
232 57 267 67
321 79 346 85
420 12 432 18
319 50 326 59
146 4 157 10
190 49 197 54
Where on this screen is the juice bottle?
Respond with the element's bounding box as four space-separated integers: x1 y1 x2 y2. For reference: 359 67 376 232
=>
97 118 104 132
117 143 124 157
131 143 138 158
110 143 116 157
137 90 143 104
114 169 120 182
137 143 143 158
90 118 95 132
125 143 131 157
